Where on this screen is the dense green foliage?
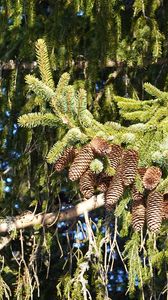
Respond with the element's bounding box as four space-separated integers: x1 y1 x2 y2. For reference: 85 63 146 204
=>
0 1 168 299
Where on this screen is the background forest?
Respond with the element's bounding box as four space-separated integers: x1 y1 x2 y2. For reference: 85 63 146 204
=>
0 1 168 299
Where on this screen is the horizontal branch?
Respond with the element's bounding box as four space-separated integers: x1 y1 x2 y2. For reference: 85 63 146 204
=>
0 194 105 234
0 59 120 71
1 194 167 235
1 60 38 71
1 58 167 71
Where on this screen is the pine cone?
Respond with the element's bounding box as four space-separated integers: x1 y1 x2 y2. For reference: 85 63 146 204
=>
54 146 76 172
107 144 123 170
146 190 163 232
79 169 95 199
69 144 94 181
105 167 124 211
97 172 112 193
122 149 138 186
90 137 111 156
132 198 146 232
143 167 162 190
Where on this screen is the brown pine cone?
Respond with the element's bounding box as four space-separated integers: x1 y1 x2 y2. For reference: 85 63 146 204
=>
132 198 146 232
107 144 123 170
146 190 163 232
105 166 124 211
79 169 95 199
69 144 94 181
97 172 112 193
90 137 111 156
143 167 162 190
54 146 76 172
122 149 139 186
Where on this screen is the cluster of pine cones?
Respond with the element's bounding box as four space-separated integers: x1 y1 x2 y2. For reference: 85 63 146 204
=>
54 137 168 233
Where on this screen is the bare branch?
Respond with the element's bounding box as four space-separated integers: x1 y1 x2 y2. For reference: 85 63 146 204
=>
1 60 38 71
0 194 105 234
0 59 121 71
1 58 168 71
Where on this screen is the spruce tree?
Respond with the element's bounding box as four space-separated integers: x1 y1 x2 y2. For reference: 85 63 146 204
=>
0 1 168 299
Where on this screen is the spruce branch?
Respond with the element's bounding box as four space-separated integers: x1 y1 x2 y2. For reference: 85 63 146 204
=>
117 101 146 111
50 72 70 114
47 128 88 163
146 107 168 126
116 99 159 111
25 73 75 127
35 39 55 90
64 85 76 116
79 110 94 128
25 75 55 102
121 109 156 123
123 232 144 296
114 95 137 103
114 84 168 128
77 88 87 114
18 112 59 128
144 82 168 100
79 110 106 134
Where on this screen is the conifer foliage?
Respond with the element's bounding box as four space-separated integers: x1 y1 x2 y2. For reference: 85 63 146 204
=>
18 39 168 234
53 136 165 233
15 38 168 299
1 1 168 299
